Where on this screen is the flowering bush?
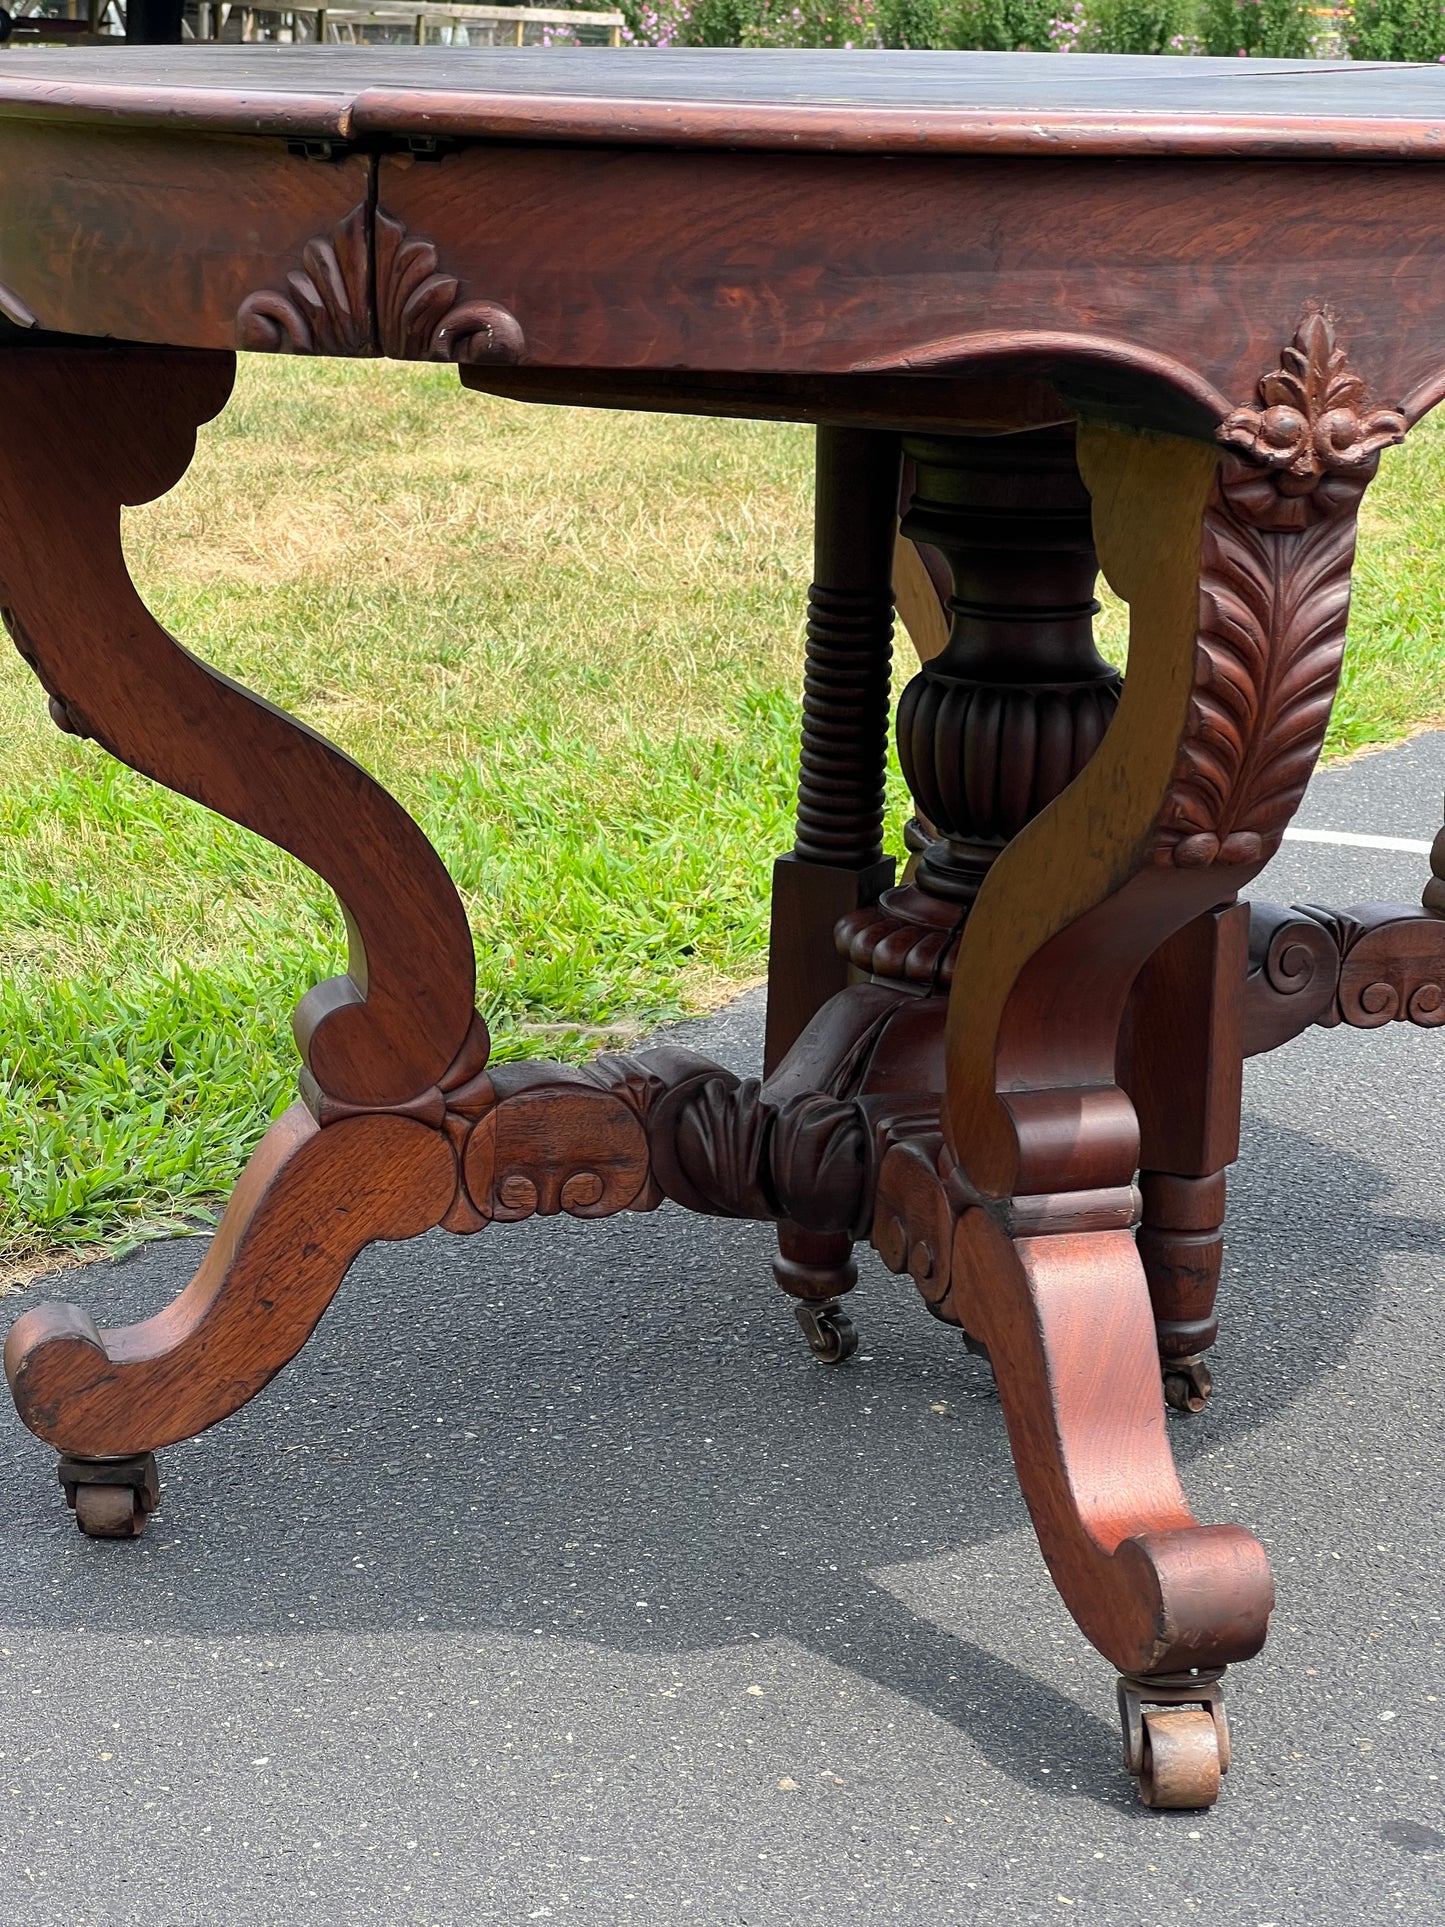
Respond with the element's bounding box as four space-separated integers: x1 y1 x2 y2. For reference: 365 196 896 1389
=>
1344 0 1445 57
875 0 953 42
1196 0 1313 55
616 0 1364 50
947 0 1057 47
738 0 881 43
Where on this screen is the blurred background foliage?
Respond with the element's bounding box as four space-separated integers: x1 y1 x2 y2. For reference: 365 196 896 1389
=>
620 0 1443 59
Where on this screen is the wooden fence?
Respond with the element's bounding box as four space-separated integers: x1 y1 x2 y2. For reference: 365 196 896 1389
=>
3 0 626 45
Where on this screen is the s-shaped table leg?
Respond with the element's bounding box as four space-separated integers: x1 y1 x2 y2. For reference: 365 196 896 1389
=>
908 406 1382 1805
0 347 485 1531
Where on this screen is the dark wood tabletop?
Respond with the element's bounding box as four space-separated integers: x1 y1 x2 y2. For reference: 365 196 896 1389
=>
2 47 1445 155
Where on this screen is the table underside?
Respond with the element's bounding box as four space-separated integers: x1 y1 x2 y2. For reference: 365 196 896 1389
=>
2 86 1444 1809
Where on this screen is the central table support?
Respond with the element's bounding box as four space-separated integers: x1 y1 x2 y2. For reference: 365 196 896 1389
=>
0 312 1407 1809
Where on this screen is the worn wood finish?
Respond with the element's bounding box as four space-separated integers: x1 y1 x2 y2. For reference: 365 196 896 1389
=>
4 48 1441 1806
0 120 370 351
13 49 1445 161
6 1106 457 1456
385 143 1445 425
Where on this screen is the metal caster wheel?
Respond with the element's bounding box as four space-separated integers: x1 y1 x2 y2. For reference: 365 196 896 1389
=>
1138 1708 1222 1808
793 1299 858 1364
1163 1355 1214 1414
58 1452 160 1539
1118 1669 1230 1810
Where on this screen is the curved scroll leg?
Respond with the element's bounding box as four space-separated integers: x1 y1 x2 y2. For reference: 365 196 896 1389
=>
6 1107 455 1462
0 346 483 1526
936 398 1383 1802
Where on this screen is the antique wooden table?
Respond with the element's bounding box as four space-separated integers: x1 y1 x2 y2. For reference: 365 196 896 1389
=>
4 45 1445 1812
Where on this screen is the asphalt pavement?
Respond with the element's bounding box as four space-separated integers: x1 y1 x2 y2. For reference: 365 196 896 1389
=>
3 736 1445 1925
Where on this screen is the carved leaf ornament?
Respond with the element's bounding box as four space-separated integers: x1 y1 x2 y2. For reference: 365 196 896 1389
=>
1158 313 1405 870
1219 309 1406 513
236 203 372 356
237 205 523 365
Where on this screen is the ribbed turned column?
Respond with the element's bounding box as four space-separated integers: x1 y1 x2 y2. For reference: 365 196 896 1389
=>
793 578 894 867
764 427 900 1075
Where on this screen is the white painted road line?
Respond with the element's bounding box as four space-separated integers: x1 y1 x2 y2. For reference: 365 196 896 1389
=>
1281 827 1435 855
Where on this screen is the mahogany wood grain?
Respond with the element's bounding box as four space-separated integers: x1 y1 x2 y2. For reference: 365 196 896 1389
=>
1126 907 1249 1181
384 145 1445 429
0 121 370 352
461 367 1073 439
6 1105 457 1456
943 1211 1273 1673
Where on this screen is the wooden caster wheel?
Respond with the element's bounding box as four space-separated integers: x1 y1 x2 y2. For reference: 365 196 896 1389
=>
1163 1355 1213 1414
58 1452 160 1539
1137 1708 1223 1808
793 1299 858 1364
1118 1669 1229 1810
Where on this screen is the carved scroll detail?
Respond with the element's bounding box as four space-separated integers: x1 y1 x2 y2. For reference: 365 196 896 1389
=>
373 206 524 366
236 203 372 356
235 205 524 365
302 1024 899 1243
1243 899 1445 1055
1301 902 1445 1028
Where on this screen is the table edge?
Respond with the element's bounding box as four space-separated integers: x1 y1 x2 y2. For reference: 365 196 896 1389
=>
6 76 1445 158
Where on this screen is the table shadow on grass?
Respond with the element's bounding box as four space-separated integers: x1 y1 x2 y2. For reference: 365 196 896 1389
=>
0 1117 1422 1810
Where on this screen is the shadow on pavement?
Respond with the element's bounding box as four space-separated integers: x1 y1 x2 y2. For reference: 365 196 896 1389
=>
1 1111 1434 1809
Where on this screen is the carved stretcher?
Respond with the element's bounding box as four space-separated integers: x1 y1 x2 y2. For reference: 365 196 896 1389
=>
3 45 1445 1811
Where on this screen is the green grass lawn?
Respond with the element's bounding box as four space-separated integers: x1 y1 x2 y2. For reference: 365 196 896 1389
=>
1 359 1443 1278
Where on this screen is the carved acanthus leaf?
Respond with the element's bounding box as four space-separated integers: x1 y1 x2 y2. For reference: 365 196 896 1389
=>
1157 477 1359 869
236 206 524 366
373 207 524 365
1158 315 1400 871
236 203 372 356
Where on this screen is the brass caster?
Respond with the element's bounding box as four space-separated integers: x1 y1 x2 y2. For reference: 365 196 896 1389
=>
1118 1669 1230 1810
793 1299 858 1364
58 1452 160 1539
1163 1354 1213 1414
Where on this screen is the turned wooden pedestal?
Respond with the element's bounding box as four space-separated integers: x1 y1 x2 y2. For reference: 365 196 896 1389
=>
6 47 1445 1816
